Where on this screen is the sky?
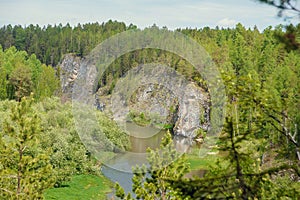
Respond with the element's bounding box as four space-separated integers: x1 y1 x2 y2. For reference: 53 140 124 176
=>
0 0 299 30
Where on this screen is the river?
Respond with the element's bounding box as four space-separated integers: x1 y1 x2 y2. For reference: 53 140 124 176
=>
101 122 208 197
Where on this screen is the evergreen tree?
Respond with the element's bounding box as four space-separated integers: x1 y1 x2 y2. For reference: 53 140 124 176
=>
168 69 300 199
0 97 54 199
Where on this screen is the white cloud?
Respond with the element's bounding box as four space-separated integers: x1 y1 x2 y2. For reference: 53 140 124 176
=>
0 0 295 30
217 18 236 28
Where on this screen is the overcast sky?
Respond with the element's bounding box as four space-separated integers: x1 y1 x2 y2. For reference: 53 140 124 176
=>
0 0 298 30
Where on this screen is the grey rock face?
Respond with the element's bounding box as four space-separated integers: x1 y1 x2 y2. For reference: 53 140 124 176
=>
128 83 179 126
174 83 210 138
60 54 81 102
60 55 210 139
60 54 97 105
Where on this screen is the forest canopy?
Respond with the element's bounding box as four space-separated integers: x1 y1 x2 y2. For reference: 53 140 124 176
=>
0 20 299 199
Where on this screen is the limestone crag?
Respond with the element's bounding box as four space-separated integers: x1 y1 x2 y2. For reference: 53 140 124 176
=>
128 84 179 126
60 54 97 105
60 55 210 139
60 54 81 102
174 83 210 138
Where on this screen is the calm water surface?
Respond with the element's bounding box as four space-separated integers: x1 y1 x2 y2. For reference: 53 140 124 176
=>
102 122 203 194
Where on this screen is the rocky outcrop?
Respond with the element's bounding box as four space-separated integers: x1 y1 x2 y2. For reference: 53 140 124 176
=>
109 64 210 138
60 54 97 105
60 54 81 102
174 83 210 138
128 83 179 126
59 55 210 139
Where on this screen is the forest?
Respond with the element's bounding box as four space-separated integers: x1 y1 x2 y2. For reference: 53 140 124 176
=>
0 20 299 199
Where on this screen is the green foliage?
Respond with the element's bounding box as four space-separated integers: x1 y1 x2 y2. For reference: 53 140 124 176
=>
0 96 130 196
96 110 131 151
162 123 174 130
187 152 218 171
35 64 60 100
0 21 299 199
34 97 130 186
9 64 33 101
35 97 95 186
170 117 300 199
169 46 300 198
0 46 59 101
0 97 55 199
128 111 151 127
115 182 126 199
0 21 127 66
195 128 206 139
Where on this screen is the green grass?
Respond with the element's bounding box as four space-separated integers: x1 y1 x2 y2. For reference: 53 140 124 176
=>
188 157 212 170
44 174 113 200
187 147 220 170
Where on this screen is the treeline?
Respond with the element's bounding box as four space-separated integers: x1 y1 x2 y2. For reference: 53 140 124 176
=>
0 21 299 92
0 20 132 66
0 21 197 91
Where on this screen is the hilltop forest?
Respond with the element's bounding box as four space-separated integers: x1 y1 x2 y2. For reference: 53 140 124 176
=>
0 20 300 199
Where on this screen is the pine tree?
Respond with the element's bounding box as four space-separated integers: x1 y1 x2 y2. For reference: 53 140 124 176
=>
0 97 54 199
168 70 300 199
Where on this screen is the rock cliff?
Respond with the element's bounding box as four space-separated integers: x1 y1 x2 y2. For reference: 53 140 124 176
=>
59 54 210 139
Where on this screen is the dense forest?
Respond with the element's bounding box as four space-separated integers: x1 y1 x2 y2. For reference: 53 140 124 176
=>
0 20 300 199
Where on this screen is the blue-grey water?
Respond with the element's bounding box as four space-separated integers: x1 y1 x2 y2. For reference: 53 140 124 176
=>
101 122 199 196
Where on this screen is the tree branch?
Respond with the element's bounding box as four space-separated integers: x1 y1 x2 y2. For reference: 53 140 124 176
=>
0 187 14 194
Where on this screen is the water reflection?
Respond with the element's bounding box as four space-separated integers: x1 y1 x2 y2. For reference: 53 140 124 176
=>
102 122 198 194
127 123 165 153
